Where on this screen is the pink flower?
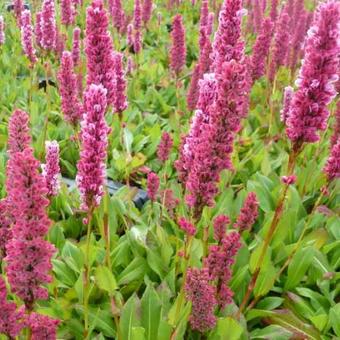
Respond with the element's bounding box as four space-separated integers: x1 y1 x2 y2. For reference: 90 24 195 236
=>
280 86 294 124
21 10 37 64
0 16 5 45
13 0 23 26
72 27 81 66
55 29 66 57
161 189 179 217
42 141 60 197
268 10 290 82
178 217 196 236
85 0 115 106
157 131 173 163
5 148 55 309
253 0 263 33
0 277 25 338
281 175 297 185
109 0 125 32
76 84 110 211
249 18 273 82
7 109 31 154
133 29 142 54
186 64 202 111
142 0 153 25
61 0 75 26
170 14 186 75
28 313 59 340
41 0 57 50
58 51 83 125
0 200 12 259
269 0 278 22
213 215 230 242
286 1 340 144
331 101 340 147
185 268 217 332
112 52 128 114
34 12 42 47
234 192 259 232
127 23 134 47
324 138 340 182
133 0 142 31
147 172 159 202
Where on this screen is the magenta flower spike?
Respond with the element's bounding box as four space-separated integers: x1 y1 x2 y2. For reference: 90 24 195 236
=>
286 1 340 145
71 27 81 66
324 138 340 182
109 0 125 32
35 11 43 47
42 141 60 197
20 10 37 65
185 268 217 332
112 52 128 114
213 215 230 242
5 147 55 310
146 172 160 202
280 86 294 124
331 101 340 147
28 313 60 340
269 0 278 22
7 109 31 154
268 10 290 82
157 131 173 163
85 0 115 106
133 29 142 54
0 200 13 259
0 277 25 338
0 16 5 45
142 0 153 25
58 51 83 126
170 14 186 76
133 0 142 31
253 0 263 33
178 217 196 236
249 18 274 82
13 0 23 26
76 84 110 212
61 0 74 26
186 64 201 111
234 192 259 232
41 0 57 51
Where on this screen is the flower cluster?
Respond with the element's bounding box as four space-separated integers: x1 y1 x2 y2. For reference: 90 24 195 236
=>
61 0 75 26
40 0 57 50
112 52 128 114
286 1 340 144
142 0 153 25
20 10 37 64
42 141 61 197
280 86 294 124
58 51 83 125
157 132 173 163
72 27 81 66
85 0 115 106
234 192 259 232
170 14 186 76
109 0 125 32
178 217 196 236
324 138 340 182
28 313 60 340
147 172 160 202
0 200 12 260
213 215 230 243
76 84 110 211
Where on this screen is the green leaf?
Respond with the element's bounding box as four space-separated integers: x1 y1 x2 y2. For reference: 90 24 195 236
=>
254 263 277 297
210 317 244 340
141 284 162 340
285 246 315 290
329 304 340 337
95 266 118 293
120 294 141 340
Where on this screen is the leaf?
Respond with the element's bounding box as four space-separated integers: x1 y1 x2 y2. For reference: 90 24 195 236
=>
254 263 277 297
329 304 340 337
285 246 315 290
95 266 118 293
120 294 141 340
141 284 162 340
210 317 244 340
118 257 148 285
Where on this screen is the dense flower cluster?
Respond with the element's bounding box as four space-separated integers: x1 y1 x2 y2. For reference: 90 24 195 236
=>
324 138 340 182
20 10 37 64
147 172 160 202
76 84 110 211
40 0 57 50
213 215 230 243
249 18 273 82
331 101 340 147
42 141 60 197
157 131 173 163
112 52 128 114
234 192 259 232
0 200 12 259
109 0 125 31
286 1 340 144
61 0 75 26
280 86 294 124
161 189 179 217
85 0 115 105
185 268 217 332
34 12 42 47
72 27 81 66
5 147 55 309
142 0 153 25
58 51 83 125
178 217 196 236
170 14 186 75
28 313 60 340
0 277 25 338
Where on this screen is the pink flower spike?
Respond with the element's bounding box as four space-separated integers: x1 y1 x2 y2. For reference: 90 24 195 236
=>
71 27 81 66
109 0 125 32
61 0 75 26
133 0 142 30
41 0 57 51
157 131 173 163
324 138 340 182
112 52 128 114
286 1 340 144
142 0 153 25
280 86 294 124
21 10 37 64
28 313 60 340
0 200 13 259
58 51 83 125
76 84 110 211
35 12 43 47
213 215 230 242
147 172 160 202
281 175 297 185
42 140 60 197
234 192 259 232
170 14 186 76
0 16 5 45
178 217 196 236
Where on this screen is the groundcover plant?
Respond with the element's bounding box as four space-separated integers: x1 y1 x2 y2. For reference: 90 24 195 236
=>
0 0 339 339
